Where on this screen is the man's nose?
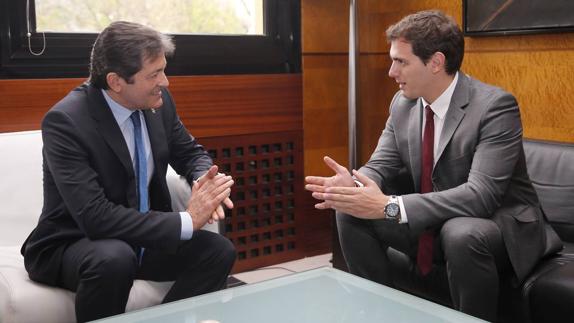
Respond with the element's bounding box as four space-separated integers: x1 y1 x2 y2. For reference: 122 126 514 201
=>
159 72 169 87
388 62 397 78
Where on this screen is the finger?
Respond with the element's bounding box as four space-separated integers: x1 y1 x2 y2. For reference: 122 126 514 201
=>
305 183 327 193
312 191 355 203
351 170 376 186
191 180 200 194
323 156 349 176
314 201 331 210
213 188 232 205
223 197 234 209
207 178 234 197
215 205 225 219
324 186 358 195
305 176 328 186
199 175 233 195
210 212 219 223
213 174 233 186
197 165 219 186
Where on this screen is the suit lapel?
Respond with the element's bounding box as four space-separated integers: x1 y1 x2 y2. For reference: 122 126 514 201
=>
87 85 138 208
87 86 134 177
143 108 168 179
435 74 470 163
408 99 423 193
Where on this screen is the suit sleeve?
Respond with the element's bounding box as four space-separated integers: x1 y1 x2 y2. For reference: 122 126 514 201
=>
42 110 182 251
161 89 212 183
359 92 406 191
402 92 522 235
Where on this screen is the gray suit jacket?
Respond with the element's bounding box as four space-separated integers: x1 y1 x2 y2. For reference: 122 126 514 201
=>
360 72 547 283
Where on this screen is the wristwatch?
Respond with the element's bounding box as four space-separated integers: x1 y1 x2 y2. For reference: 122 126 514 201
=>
384 195 401 222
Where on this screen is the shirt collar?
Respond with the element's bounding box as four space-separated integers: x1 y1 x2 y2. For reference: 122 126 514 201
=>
101 89 135 126
421 71 459 120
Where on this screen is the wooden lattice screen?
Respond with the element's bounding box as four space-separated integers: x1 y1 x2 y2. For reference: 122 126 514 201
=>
199 131 304 273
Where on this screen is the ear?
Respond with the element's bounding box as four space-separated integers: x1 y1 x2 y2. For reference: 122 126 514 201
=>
106 72 123 93
430 52 446 74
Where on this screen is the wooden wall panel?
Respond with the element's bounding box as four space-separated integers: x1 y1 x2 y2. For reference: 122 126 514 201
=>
302 55 348 176
463 51 574 142
357 54 396 163
171 74 302 138
352 0 574 156
302 0 349 177
301 0 349 54
0 78 81 133
0 74 302 138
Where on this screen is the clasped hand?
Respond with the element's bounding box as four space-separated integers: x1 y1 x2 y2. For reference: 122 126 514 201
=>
305 156 388 219
187 165 234 230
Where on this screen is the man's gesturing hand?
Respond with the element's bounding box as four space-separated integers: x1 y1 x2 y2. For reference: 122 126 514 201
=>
187 165 234 230
306 161 388 219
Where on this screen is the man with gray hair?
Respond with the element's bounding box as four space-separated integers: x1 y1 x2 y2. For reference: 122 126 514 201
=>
21 21 236 322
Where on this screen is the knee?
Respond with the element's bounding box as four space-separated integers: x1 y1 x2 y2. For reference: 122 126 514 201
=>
440 218 499 257
212 234 236 267
83 240 137 281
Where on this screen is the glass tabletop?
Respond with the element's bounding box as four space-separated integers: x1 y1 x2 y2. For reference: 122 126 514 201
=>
94 267 485 323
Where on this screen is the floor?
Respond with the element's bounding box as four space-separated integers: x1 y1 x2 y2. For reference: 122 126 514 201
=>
231 253 333 285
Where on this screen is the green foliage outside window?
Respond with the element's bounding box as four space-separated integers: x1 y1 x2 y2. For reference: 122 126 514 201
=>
36 0 263 35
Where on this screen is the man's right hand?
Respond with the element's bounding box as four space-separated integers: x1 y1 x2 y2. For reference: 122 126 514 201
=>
305 156 355 189
186 165 234 230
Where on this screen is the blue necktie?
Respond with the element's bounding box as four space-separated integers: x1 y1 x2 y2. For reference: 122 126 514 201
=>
130 111 148 264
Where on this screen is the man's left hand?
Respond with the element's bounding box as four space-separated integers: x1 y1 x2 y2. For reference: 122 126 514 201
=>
308 170 389 219
195 167 234 224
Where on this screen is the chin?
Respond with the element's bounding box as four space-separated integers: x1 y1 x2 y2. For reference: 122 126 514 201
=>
151 99 163 109
400 90 412 99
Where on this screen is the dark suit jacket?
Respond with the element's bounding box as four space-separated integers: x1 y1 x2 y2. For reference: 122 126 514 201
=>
360 72 550 284
21 83 212 285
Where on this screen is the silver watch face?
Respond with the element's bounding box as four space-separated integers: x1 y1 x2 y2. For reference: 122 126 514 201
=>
385 203 400 219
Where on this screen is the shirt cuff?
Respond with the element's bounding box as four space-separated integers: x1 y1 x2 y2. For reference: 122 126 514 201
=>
179 211 194 240
397 196 408 223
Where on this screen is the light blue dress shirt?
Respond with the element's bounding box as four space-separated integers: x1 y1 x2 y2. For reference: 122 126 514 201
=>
102 90 193 239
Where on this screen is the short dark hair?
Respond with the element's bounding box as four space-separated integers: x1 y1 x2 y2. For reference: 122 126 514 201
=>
386 10 464 75
89 21 175 89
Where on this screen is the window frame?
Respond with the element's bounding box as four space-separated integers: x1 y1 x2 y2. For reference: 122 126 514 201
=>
0 0 301 78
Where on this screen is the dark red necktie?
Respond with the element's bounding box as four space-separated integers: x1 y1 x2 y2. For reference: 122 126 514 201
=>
417 105 434 276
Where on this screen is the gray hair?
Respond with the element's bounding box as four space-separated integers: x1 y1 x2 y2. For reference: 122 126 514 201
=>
89 21 175 89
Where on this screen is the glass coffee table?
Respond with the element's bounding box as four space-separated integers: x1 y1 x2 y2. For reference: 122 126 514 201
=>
94 267 485 322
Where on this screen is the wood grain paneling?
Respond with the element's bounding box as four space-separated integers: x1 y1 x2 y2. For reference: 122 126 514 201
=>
301 0 349 54
0 78 82 133
302 55 349 177
351 0 574 147
170 74 302 138
463 51 574 142
0 74 302 138
357 54 397 164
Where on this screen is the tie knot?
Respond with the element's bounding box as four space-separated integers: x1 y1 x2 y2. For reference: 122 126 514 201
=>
425 105 434 118
130 111 142 127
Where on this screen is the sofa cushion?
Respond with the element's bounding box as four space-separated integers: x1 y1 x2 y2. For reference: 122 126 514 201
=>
0 246 174 323
0 131 44 246
0 130 209 322
524 139 574 242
